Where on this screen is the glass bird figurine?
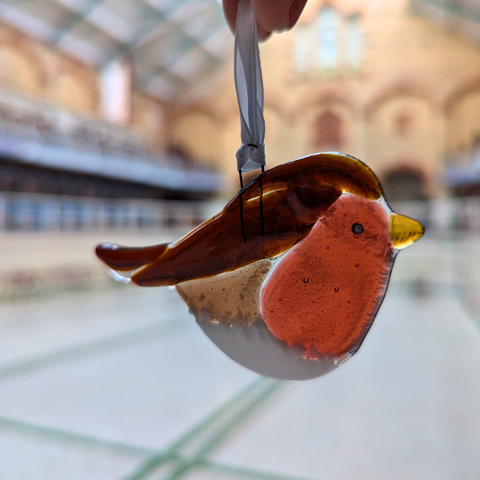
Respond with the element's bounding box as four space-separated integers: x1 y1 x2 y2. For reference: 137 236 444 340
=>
96 153 424 380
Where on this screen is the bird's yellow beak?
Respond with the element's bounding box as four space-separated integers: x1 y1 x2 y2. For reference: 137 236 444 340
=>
389 213 425 249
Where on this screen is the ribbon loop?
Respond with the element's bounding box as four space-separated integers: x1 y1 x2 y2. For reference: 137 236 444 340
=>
234 0 266 173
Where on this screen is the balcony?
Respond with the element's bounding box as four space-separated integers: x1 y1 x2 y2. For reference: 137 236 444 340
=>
0 87 223 195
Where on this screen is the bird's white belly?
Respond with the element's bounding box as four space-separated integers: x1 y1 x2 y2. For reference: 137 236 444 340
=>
176 259 345 380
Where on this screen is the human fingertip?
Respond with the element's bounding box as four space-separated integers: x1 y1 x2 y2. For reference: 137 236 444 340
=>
256 23 271 41
223 0 240 34
289 0 308 28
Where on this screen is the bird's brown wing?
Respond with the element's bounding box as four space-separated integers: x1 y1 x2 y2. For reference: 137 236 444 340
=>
98 152 382 287
130 176 341 287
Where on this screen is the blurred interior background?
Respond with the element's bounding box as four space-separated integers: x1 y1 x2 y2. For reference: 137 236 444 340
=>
0 0 479 479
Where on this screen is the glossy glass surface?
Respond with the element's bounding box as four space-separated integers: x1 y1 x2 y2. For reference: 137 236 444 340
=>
97 152 424 380
97 153 383 286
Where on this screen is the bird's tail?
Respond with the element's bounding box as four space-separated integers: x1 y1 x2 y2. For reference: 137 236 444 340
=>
96 242 170 282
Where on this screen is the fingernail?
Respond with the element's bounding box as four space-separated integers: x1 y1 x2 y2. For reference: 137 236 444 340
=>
289 0 307 28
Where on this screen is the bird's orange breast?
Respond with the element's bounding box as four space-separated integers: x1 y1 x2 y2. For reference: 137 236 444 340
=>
260 195 396 359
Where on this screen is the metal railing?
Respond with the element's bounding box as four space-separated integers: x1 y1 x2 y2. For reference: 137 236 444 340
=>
389 197 480 238
3 194 480 235
0 192 210 232
0 87 222 193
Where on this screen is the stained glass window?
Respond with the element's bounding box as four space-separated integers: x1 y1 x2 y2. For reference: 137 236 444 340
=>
318 6 339 71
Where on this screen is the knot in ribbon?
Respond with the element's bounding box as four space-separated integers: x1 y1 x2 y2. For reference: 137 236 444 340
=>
236 142 266 172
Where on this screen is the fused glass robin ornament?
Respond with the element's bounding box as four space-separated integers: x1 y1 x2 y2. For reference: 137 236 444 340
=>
96 152 424 380
97 0 424 381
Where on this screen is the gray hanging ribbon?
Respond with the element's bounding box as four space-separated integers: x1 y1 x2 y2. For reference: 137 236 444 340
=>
234 0 266 173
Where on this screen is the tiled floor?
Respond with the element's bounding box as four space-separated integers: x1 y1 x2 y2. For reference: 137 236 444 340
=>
0 238 479 480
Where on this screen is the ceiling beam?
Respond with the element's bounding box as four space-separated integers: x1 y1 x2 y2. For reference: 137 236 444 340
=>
140 68 188 89
101 0 195 65
414 0 480 25
142 54 224 101
135 0 220 62
144 24 224 87
52 0 108 45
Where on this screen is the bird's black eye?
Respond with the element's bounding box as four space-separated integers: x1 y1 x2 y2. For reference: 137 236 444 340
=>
352 223 364 234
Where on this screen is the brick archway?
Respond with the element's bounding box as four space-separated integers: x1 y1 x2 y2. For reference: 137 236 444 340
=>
0 41 46 93
365 82 438 121
312 109 343 150
292 90 358 119
445 77 480 116
382 165 428 202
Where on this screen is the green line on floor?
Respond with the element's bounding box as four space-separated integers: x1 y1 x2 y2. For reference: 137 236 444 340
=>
200 459 319 480
121 377 280 480
0 415 158 456
0 414 318 480
164 380 282 480
0 317 187 380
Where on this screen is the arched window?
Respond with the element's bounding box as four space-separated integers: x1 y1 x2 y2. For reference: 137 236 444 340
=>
53 72 95 111
395 111 413 137
318 6 339 71
384 168 426 201
346 15 363 69
313 110 343 150
0 46 41 94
